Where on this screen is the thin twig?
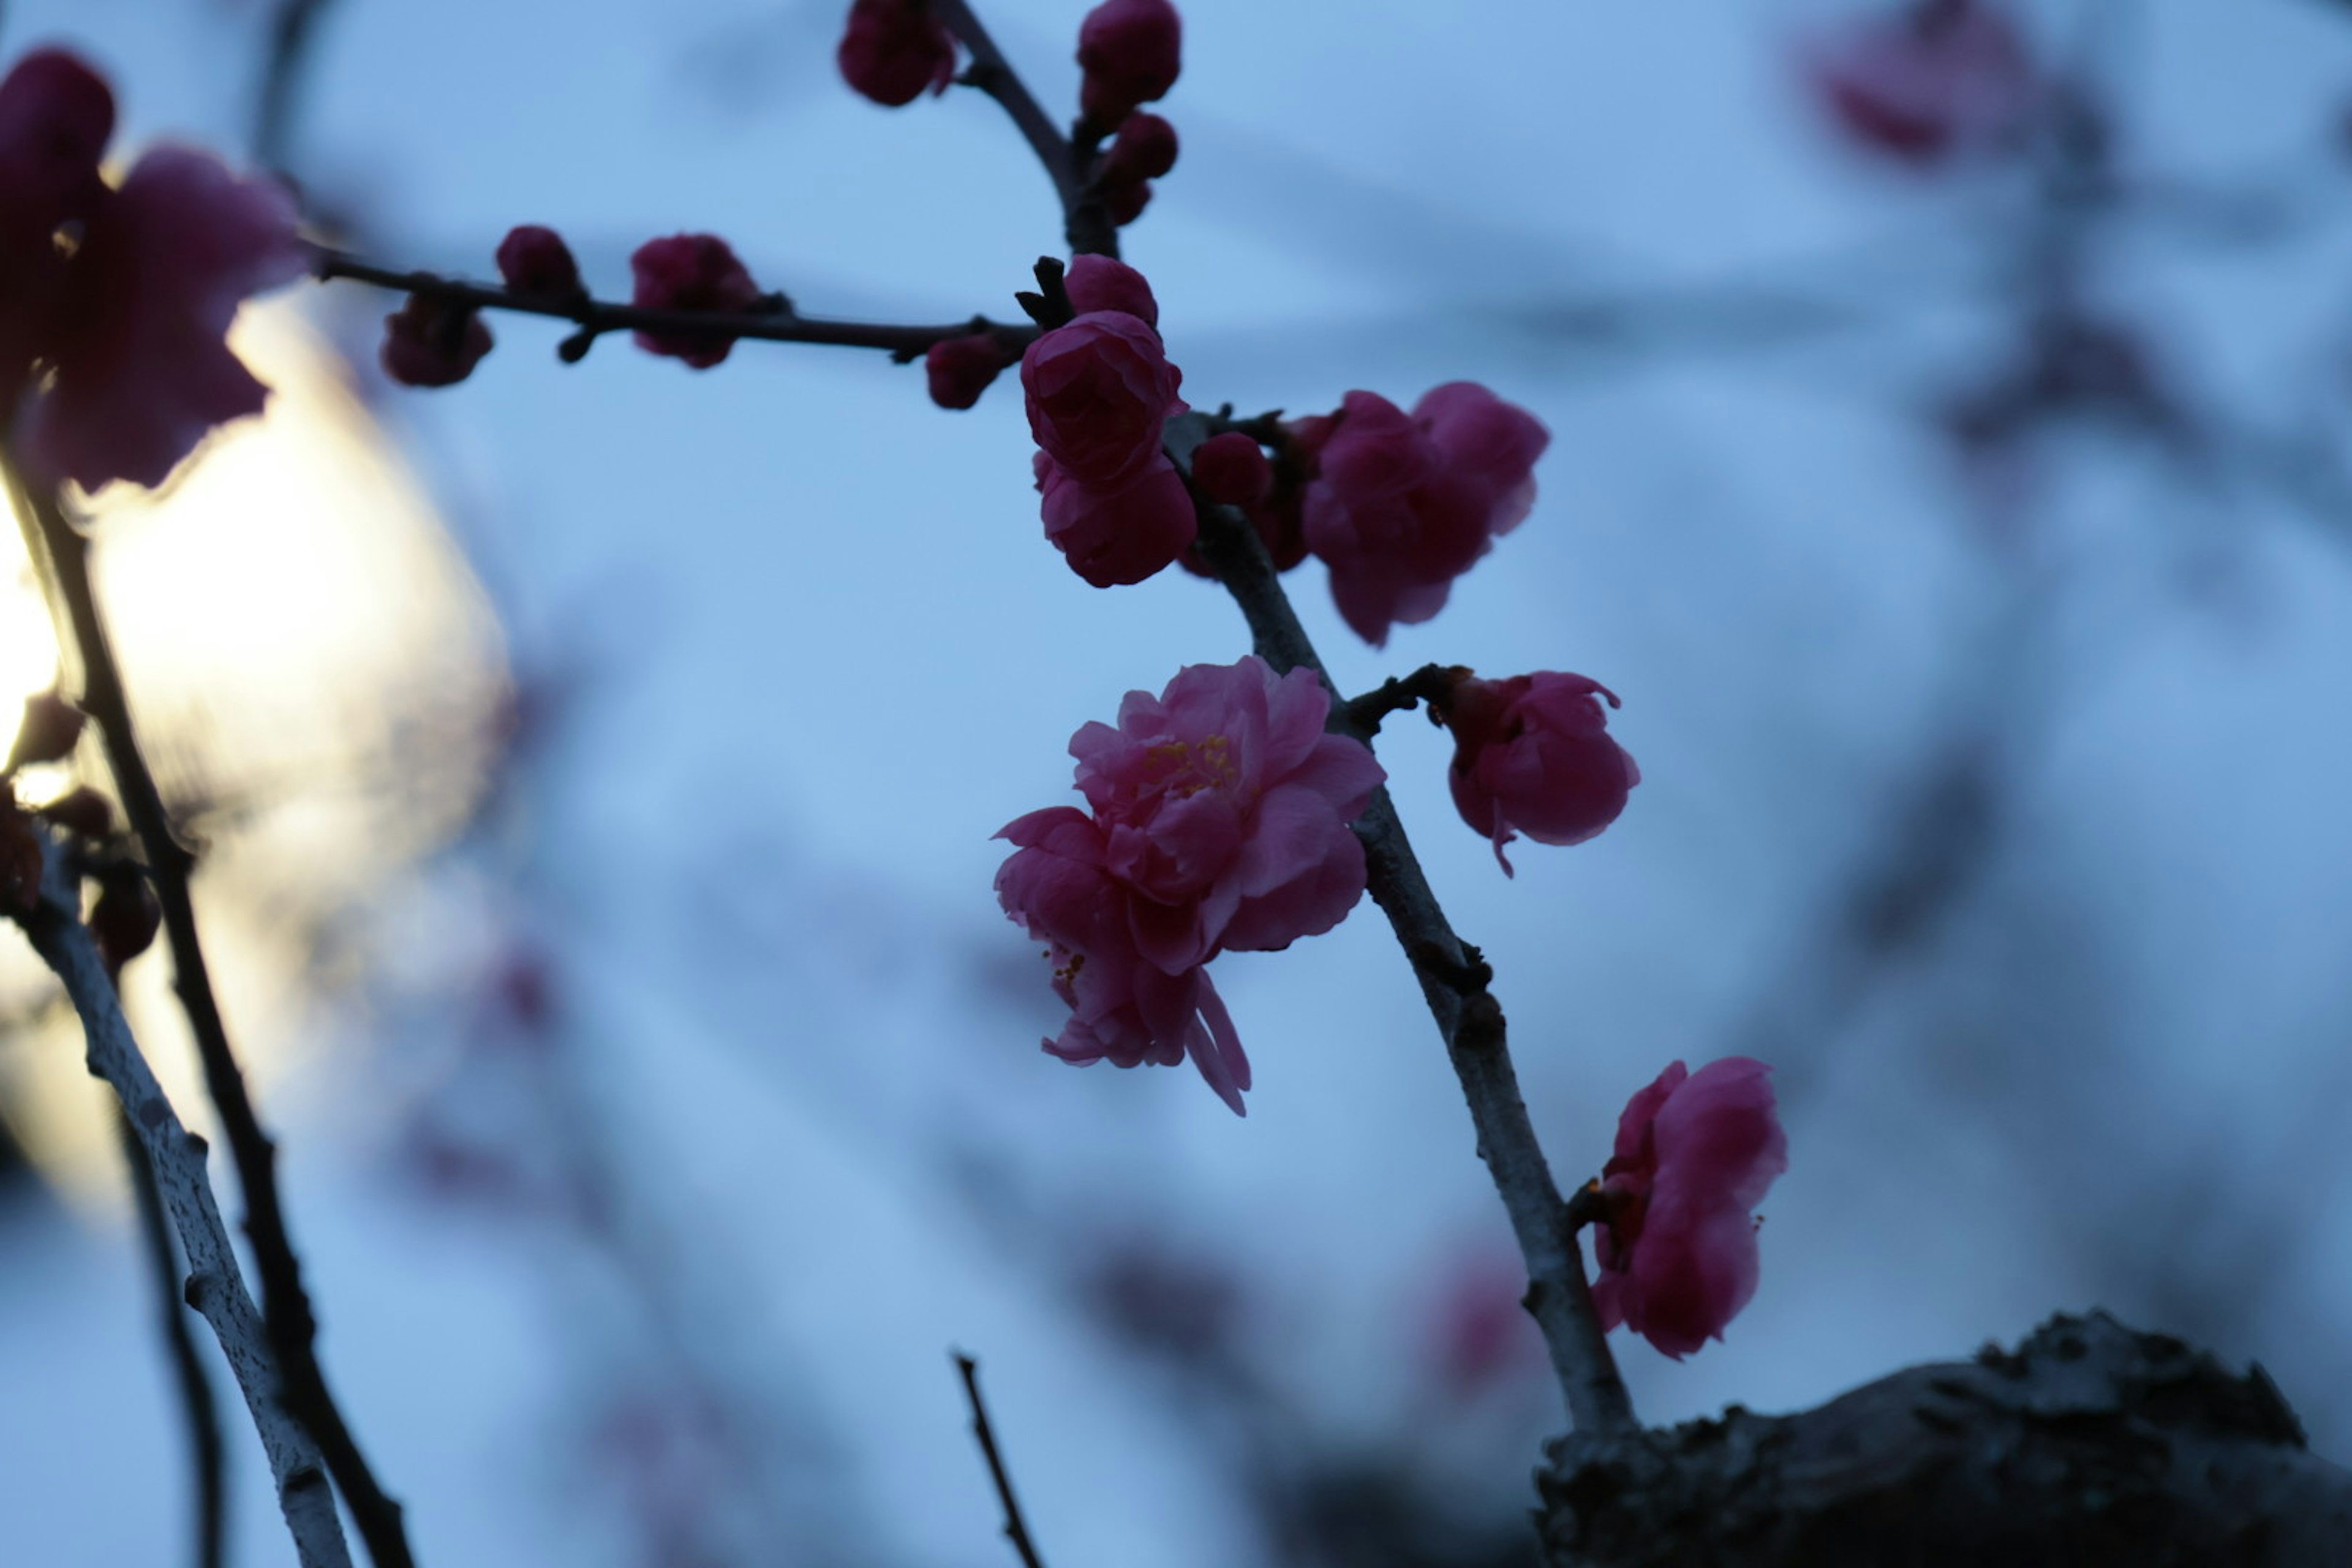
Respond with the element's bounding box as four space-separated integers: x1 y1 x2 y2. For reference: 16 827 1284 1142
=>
253 0 339 174
7 470 420 1568
952 1352 1050 1568
119 1112 230 1568
926 0 1120 258
1164 413 1637 1436
13 835 352 1568
312 250 1036 364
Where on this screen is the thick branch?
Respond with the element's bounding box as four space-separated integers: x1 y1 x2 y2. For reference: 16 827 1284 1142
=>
1539 1312 2352 1567
927 0 1120 258
14 838 350 1568
314 251 1036 364
9 472 418 1568
1163 412 1635 1438
953 1353 1050 1568
119 1114 230 1568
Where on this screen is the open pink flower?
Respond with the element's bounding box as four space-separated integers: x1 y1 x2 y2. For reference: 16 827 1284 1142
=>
1300 383 1548 646
1806 0 2037 168
837 0 959 107
995 657 1385 1113
1022 309 1183 485
1076 0 1182 127
1033 450 1196 586
1435 671 1638 873
1589 1058 1787 1359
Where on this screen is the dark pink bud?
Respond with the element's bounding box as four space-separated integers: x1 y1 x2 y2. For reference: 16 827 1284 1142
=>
1077 0 1182 126
925 333 1011 410
1435 671 1637 873
1020 309 1184 485
838 0 959 107
1063 254 1157 326
380 295 494 388
7 690 85 771
1033 450 1196 587
630 233 765 368
1102 179 1153 227
1191 432 1271 507
91 862 162 973
496 225 584 299
0 48 116 226
1589 1059 1787 1359
1101 112 1178 183
1806 0 2035 170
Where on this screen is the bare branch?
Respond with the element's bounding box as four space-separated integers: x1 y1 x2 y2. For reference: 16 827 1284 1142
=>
927 0 1121 258
118 1114 230 1568
953 1352 1050 1568
13 836 352 1568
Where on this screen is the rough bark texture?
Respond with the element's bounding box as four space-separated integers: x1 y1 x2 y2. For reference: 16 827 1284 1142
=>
1538 1312 2352 1567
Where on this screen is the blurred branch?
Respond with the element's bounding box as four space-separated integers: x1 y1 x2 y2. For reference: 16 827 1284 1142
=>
1166 413 1637 1440
119 1113 230 1568
7 471 419 1568
927 0 1119 258
12 835 352 1568
254 0 340 175
952 1353 1050 1568
312 250 1038 364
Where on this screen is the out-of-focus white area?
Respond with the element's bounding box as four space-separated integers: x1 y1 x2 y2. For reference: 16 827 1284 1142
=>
3 1 2352 1564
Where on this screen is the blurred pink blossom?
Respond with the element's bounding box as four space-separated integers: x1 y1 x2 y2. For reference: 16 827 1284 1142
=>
1192 431 1272 508
1589 1058 1788 1359
630 233 764 368
1436 671 1638 873
496 224 584 300
1077 0 1182 127
1807 0 2037 168
837 0 959 108
925 333 1012 410
1300 383 1548 646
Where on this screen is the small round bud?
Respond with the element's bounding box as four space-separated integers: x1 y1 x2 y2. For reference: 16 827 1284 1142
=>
630 233 764 369
1192 431 1272 507
837 0 959 107
8 690 85 771
1101 112 1178 183
91 864 162 973
1077 0 1182 126
381 295 494 388
1063 254 1158 327
496 224 585 300
924 333 1012 410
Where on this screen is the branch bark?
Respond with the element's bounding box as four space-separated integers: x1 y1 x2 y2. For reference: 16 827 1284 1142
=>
1539 1312 2352 1567
1163 412 1636 1438
119 1114 230 1568
13 837 352 1568
927 0 1122 258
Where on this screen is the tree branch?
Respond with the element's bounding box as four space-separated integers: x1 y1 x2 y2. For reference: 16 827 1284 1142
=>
253 0 340 175
119 1113 230 1568
1162 412 1637 1438
953 1352 1050 1568
926 0 1121 258
7 470 418 1568
312 250 1038 366
12 835 351 1568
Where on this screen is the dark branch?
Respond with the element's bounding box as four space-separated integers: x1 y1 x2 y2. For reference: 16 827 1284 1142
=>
7 472 417 1568
119 1113 229 1568
314 250 1038 366
953 1352 1050 1568
926 0 1121 258
1343 663 1463 734
1161 412 1637 1438
253 0 340 175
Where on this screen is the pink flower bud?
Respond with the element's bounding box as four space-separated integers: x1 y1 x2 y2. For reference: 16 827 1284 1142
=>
1021 309 1184 484
1077 0 1182 126
1589 1059 1787 1359
837 0 959 107
1191 432 1271 507
925 332 1012 410
1101 111 1178 182
1063 253 1157 327
995 657 1385 1114
1103 179 1152 227
1806 0 2035 169
1300 383 1547 646
380 295 494 388
1033 450 1196 586
1434 671 1637 873
495 224 584 299
7 690 85 771
630 233 765 368
91 862 163 973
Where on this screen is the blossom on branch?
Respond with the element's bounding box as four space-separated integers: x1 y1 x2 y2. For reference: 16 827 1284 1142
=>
995 657 1385 1114
1033 450 1196 587
837 0 959 107
926 332 1013 409
1077 0 1182 127
630 233 766 368
1191 431 1271 508
1588 1058 1787 1359
0 48 306 491
496 224 586 301
1431 670 1638 873
1094 111 1178 227
1300 383 1548 646
1022 294 1193 583
380 294 493 388
1063 253 1158 327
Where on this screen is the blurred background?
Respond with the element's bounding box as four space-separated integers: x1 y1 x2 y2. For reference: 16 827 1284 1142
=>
4 0 2352 1562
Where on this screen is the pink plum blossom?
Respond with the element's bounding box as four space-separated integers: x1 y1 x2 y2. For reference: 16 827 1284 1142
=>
630 233 764 368
1434 671 1638 873
1806 0 2036 169
1589 1058 1788 1359
837 0 959 107
995 657 1385 1114
1191 431 1272 508
1063 253 1158 328
1076 0 1182 127
1300 383 1548 646
1022 309 1183 485
1033 450 1196 587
